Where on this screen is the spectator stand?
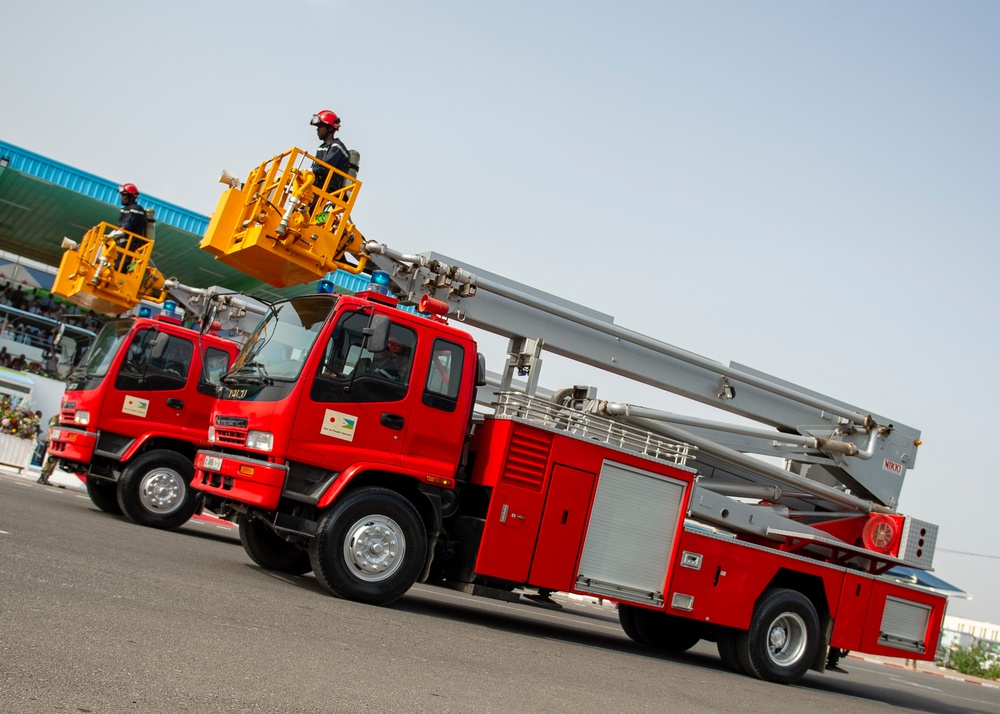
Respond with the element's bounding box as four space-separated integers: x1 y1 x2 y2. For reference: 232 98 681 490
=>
0 297 99 379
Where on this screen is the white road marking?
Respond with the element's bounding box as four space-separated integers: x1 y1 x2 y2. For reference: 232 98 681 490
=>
887 675 942 691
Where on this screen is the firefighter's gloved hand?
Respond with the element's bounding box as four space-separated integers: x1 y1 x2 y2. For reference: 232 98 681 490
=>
108 229 125 240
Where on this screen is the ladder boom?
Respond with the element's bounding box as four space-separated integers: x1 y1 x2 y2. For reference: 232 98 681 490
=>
363 241 918 509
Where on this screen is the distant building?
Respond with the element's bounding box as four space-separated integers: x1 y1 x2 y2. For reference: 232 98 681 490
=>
944 615 1000 643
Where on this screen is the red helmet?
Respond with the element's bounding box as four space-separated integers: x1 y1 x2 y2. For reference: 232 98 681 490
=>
387 337 404 354
118 183 140 197
310 110 341 129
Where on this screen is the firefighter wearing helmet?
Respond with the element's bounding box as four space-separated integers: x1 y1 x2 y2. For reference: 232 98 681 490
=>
309 110 350 193
117 183 147 237
370 336 412 382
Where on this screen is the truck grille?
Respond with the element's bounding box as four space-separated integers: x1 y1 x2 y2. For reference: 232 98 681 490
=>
214 416 248 447
214 428 247 447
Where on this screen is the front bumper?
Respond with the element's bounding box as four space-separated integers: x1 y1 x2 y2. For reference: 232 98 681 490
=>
47 426 98 463
193 450 288 510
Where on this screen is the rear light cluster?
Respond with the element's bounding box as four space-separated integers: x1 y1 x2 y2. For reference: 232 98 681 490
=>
860 514 938 569
863 514 903 554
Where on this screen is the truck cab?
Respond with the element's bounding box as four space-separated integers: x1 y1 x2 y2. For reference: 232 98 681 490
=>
48 312 239 528
194 287 480 517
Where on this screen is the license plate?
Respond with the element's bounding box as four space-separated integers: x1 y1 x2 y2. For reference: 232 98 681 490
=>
50 429 61 440
202 454 223 471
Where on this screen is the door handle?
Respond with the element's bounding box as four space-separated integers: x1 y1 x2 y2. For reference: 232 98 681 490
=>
166 398 184 410
380 413 405 430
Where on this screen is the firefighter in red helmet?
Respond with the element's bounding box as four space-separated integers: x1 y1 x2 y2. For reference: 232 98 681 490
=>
117 183 147 237
112 183 147 272
309 110 350 193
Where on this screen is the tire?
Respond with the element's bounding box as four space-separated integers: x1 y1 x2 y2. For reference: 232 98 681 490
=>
86 476 122 515
309 487 427 605
618 603 645 644
735 588 820 684
716 629 744 673
618 603 701 652
117 450 198 530
238 514 312 576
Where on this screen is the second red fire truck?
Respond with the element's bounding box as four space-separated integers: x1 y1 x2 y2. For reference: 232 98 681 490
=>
46 217 267 528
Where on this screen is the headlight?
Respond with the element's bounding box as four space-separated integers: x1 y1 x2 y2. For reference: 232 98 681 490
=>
75 411 90 426
207 425 215 443
246 430 273 452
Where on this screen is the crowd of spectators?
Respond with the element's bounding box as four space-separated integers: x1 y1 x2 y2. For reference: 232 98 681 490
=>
0 280 108 378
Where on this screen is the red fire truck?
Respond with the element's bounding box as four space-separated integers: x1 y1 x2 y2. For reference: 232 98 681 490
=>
187 149 945 684
46 220 266 529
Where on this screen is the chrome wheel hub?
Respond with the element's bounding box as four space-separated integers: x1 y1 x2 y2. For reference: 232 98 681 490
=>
766 612 807 666
343 515 406 582
138 468 186 515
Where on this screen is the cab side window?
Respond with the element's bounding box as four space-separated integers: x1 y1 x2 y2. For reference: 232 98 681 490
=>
423 339 464 412
115 329 193 392
311 312 416 404
200 347 233 387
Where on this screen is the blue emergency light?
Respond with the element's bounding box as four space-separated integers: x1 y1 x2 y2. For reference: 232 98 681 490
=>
138 306 152 318
368 270 392 296
316 278 335 294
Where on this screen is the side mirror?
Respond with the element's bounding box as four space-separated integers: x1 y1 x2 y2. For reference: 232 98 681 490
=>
475 353 488 387
52 322 66 347
149 332 169 359
363 314 390 353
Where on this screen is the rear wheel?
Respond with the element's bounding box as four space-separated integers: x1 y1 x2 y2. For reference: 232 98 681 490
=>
716 629 744 673
85 477 122 515
309 487 427 605
117 450 198 530
618 603 701 652
239 513 312 575
735 588 820 684
618 603 644 643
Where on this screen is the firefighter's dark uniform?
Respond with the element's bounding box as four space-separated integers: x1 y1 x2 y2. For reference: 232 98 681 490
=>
312 137 350 192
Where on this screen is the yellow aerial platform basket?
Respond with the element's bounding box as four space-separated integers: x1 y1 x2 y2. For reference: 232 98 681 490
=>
51 222 166 316
200 147 368 288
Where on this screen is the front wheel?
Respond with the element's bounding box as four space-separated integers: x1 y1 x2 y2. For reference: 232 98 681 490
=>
239 514 312 575
309 487 427 605
86 476 122 515
735 588 820 684
117 450 198 530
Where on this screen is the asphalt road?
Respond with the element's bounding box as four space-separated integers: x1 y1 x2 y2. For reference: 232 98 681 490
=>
2 472 998 714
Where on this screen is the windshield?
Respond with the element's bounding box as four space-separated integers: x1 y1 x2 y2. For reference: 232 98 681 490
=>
228 296 337 381
74 320 133 378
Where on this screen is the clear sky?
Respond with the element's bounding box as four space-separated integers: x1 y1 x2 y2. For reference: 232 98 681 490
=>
3 1 999 624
